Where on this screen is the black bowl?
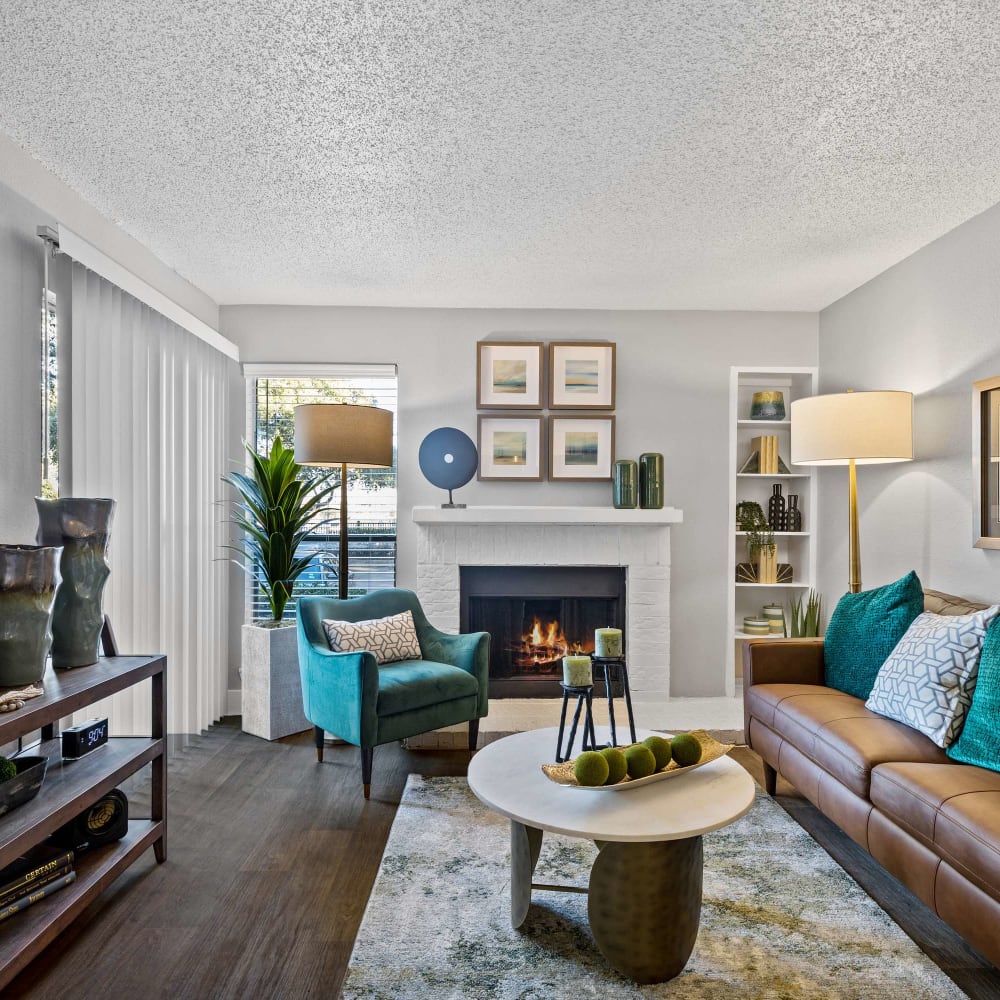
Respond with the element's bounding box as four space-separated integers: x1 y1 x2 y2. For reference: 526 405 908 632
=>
0 756 48 816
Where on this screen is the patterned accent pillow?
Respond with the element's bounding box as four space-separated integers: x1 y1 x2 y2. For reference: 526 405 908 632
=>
865 605 1000 747
824 571 924 700
948 616 1000 771
322 610 422 665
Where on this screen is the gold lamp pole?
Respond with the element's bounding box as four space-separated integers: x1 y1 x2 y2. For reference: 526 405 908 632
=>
293 403 394 600
791 390 913 594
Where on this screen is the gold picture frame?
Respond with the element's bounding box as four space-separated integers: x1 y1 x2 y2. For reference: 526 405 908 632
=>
548 415 615 481
477 415 544 481
476 341 544 409
548 342 616 410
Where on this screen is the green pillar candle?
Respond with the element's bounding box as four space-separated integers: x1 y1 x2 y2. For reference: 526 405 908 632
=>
562 655 593 687
594 627 623 658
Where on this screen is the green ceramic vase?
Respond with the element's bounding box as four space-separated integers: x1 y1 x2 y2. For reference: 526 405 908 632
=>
0 544 62 686
613 460 638 509
35 498 115 669
639 453 664 509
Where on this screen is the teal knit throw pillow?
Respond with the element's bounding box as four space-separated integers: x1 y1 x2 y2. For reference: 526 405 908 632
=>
948 616 1000 772
823 571 924 700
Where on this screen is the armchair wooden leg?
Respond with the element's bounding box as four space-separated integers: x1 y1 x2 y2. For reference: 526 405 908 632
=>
468 719 480 752
762 761 777 796
314 726 325 763
362 747 374 799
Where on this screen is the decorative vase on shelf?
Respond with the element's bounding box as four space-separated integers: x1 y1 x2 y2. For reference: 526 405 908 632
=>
612 460 638 509
750 391 785 420
767 484 786 531
638 453 664 509
0 544 62 686
785 494 802 532
35 497 116 669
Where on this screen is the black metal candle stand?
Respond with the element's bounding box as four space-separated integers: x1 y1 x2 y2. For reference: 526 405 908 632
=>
554 656 638 763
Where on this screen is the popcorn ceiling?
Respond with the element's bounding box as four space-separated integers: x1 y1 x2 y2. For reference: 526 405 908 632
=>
2 1 1000 310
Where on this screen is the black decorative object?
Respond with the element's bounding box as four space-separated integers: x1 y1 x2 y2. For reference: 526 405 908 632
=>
418 427 478 508
785 494 803 532
49 789 128 853
0 544 62 687
767 483 786 531
555 683 598 763
0 757 48 817
36 497 116 669
592 655 637 748
61 718 109 760
639 452 664 509
735 562 794 583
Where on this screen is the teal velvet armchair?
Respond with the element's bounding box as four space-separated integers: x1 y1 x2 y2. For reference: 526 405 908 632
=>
297 588 490 798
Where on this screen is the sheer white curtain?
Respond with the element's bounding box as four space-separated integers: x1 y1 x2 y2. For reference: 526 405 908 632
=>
69 263 236 735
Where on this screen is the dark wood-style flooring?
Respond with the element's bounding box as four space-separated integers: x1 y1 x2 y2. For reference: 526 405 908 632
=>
6 720 1000 999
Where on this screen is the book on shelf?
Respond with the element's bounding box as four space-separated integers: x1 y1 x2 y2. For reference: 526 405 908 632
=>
0 845 74 904
0 870 77 923
744 435 779 474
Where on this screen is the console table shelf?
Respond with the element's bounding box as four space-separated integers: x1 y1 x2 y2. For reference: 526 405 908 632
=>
0 654 166 989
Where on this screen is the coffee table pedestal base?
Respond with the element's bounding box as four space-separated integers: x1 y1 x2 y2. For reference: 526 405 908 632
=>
509 820 703 984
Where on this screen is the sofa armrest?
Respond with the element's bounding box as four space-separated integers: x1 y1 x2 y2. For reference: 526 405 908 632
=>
742 638 825 747
420 627 491 717
297 635 380 746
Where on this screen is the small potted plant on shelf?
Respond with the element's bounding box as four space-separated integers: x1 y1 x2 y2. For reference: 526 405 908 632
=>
736 502 776 583
224 436 337 741
789 589 823 637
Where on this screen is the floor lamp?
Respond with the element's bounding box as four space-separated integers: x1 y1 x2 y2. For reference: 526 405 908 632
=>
790 390 912 594
293 403 394 600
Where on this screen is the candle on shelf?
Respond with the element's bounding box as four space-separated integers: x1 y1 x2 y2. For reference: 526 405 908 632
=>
562 655 592 688
594 627 623 658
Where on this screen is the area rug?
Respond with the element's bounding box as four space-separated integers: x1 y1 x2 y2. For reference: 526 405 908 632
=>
343 776 966 1000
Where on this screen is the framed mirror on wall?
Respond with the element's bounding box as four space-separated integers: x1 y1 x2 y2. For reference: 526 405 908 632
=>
973 375 1000 548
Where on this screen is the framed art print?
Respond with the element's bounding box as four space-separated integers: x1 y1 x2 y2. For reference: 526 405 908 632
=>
548 341 615 409
478 415 543 480
974 375 1000 548
477 341 544 409
549 415 615 481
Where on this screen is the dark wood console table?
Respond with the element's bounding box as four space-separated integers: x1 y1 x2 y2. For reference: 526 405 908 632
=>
0 654 166 988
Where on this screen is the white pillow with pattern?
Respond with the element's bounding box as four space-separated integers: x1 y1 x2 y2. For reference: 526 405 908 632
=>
322 610 422 665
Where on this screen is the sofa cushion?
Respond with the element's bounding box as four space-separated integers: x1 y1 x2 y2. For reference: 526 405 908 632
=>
323 610 422 664
949 617 1000 773
871 762 1000 903
376 659 478 715
747 683 948 798
865 606 1000 748
824 571 924 700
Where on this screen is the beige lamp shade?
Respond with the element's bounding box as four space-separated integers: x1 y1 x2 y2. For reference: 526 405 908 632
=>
293 403 394 468
790 391 913 466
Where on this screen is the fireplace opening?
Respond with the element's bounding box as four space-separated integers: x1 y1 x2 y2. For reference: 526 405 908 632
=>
460 566 626 698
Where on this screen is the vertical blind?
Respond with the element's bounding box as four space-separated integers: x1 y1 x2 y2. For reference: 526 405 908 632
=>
245 365 398 620
70 263 237 735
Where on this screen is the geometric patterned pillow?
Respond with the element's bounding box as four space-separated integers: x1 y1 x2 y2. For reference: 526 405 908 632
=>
322 610 422 665
865 606 1000 747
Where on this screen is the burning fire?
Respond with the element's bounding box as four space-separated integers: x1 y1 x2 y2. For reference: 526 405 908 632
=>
511 616 591 668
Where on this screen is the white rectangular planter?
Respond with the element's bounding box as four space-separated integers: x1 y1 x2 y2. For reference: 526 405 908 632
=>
241 623 311 740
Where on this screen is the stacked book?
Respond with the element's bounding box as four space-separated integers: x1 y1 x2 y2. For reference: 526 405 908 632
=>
0 845 76 923
751 435 779 473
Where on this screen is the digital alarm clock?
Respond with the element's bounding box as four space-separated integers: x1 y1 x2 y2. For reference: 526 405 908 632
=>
61 718 109 759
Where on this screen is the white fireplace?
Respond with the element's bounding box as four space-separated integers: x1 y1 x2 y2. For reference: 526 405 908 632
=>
412 505 682 738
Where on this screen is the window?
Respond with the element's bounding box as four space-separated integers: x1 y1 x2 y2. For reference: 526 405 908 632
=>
244 364 398 622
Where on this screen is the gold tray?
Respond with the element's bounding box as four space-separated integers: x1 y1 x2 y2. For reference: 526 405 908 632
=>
540 731 733 791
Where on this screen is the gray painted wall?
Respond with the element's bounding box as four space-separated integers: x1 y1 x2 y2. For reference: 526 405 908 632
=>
222 305 818 697
818 200 1000 609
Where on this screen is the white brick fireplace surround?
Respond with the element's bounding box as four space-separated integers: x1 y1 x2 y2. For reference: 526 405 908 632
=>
412 505 687 743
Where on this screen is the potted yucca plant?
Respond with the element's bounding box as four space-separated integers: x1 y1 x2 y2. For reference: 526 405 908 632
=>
224 436 337 740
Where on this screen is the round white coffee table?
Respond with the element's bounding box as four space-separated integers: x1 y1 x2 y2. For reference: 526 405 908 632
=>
467 726 756 984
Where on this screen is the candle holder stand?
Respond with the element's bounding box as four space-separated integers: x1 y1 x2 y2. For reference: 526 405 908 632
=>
555 683 599 763
592 655 638 748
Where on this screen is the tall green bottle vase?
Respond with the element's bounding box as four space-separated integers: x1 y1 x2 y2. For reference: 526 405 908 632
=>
35 497 116 669
613 460 638 509
0 544 62 686
639 453 664 509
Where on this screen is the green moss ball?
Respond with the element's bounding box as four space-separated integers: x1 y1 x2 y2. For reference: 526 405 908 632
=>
0 757 16 783
573 750 610 787
600 747 628 785
642 735 672 771
671 732 703 767
623 743 657 780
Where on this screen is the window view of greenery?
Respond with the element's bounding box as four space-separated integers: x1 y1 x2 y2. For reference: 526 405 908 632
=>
250 373 397 621
40 290 58 498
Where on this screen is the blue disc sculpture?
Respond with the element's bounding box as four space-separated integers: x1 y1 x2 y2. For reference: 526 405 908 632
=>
418 427 478 508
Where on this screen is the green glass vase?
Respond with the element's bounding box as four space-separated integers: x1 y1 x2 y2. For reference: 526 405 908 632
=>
639 453 664 509
612 460 638 509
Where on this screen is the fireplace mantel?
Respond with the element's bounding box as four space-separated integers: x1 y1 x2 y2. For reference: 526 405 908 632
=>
413 505 682 526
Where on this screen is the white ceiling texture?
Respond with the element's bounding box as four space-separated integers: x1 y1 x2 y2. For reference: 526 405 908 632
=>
2 2 1000 311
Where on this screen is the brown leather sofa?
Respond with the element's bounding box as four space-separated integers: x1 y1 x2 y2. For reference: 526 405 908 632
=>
743 589 1000 969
